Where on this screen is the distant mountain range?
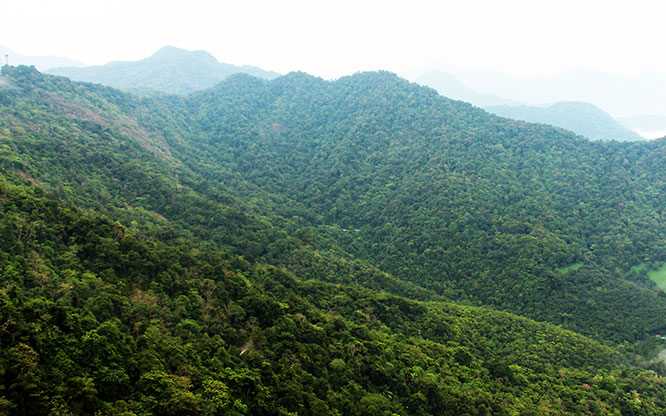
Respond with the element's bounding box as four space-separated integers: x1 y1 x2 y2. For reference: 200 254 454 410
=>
418 66 666 118
486 102 645 142
10 44 665 140
415 70 521 107
47 45 280 95
0 44 84 71
415 70 644 141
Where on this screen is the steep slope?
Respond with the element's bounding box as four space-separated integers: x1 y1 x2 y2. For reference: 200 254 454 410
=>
2 178 666 415
6 64 666 414
0 65 434 300
486 101 645 141
47 46 280 95
3 66 666 344
180 72 666 341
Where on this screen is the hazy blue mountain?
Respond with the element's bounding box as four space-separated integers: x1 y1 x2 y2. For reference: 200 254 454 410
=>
618 114 666 139
47 45 280 94
433 66 666 118
413 69 642 141
415 70 521 107
0 44 84 71
486 101 645 141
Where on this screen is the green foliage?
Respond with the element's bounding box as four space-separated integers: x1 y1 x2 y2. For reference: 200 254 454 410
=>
0 178 663 414
178 70 666 341
3 66 666 414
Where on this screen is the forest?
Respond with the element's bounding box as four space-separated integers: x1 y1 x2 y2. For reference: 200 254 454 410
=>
3 64 666 414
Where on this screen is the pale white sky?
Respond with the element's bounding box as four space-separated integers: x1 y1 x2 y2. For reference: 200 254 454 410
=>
3 0 666 80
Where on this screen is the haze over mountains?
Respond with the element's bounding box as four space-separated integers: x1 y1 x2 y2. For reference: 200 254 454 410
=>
413 70 521 107
619 114 666 139
415 70 646 141
48 46 280 95
418 66 666 117
15 43 662 140
0 44 84 71
414 66 666 139
486 102 644 142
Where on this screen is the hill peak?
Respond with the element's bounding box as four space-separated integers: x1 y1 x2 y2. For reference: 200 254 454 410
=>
148 45 217 63
46 46 280 95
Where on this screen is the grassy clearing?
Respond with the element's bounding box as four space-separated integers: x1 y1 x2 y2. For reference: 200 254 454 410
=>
648 263 666 290
557 262 583 274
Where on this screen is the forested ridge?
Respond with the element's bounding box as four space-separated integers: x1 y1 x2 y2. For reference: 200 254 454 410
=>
3 65 666 414
182 71 666 341
485 101 644 142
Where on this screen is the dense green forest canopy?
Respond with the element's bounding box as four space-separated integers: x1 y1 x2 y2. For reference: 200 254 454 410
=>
3 178 666 414
3 65 666 414
183 70 666 340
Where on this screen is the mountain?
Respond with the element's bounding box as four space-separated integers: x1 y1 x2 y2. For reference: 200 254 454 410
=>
415 70 521 107
414 71 641 141
432 66 666 118
0 44 84 71
4 65 666 413
180 72 666 342
47 45 280 94
618 114 666 139
6 65 666 340
486 101 645 141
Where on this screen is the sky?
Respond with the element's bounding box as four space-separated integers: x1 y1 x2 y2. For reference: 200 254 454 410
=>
4 0 666 80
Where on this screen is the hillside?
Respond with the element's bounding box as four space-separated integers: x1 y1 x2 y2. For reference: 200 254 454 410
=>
47 46 280 95
3 178 665 415
178 71 666 341
5 66 666 341
3 65 666 413
487 101 645 141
